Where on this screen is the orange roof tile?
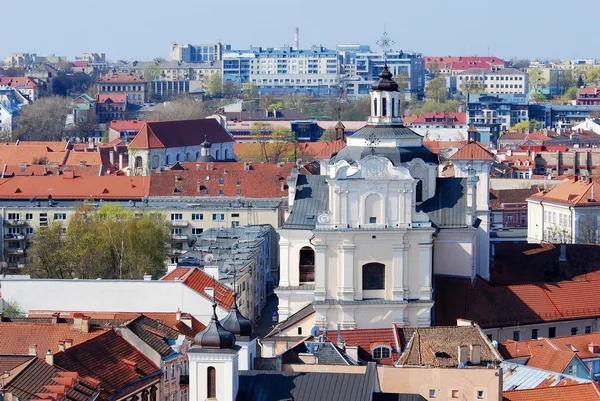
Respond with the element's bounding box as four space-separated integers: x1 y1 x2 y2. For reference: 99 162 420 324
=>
0 175 148 199
109 120 149 132
64 151 102 167
529 177 600 206
450 141 495 161
96 94 127 104
0 321 109 356
99 71 145 83
503 383 600 401
0 76 38 88
17 141 69 152
160 267 234 310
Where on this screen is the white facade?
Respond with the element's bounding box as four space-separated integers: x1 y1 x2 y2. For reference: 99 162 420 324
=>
528 198 599 244
457 68 529 94
188 347 239 401
0 279 229 323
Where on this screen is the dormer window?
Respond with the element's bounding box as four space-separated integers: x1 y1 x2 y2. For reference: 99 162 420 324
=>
372 345 392 360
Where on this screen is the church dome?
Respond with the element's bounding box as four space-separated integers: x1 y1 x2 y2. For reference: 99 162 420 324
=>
220 293 253 337
193 303 236 349
371 66 399 92
201 139 212 148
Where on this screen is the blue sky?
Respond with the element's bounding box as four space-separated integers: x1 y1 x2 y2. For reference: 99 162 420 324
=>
3 0 597 61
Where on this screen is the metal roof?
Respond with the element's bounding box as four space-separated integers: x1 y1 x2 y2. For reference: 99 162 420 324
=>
282 175 328 230
501 361 591 391
417 178 468 229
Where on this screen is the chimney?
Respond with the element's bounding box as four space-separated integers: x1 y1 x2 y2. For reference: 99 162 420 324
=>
588 343 600 354
45 350 54 366
20 161 27 168
294 27 299 50
58 341 65 352
28 344 38 356
280 181 285 191
88 140 94 149
470 344 482 365
51 312 60 324
205 287 214 299
81 316 90 333
73 313 83 330
180 312 193 329
109 151 115 166
176 309 182 322
119 154 123 170
143 274 152 281
64 339 73 349
80 160 87 168
559 243 567 262
345 344 359 362
458 345 468 365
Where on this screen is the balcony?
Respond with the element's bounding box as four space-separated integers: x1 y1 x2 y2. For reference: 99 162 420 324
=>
171 234 189 241
170 220 188 228
4 220 26 227
6 248 24 255
171 249 188 256
299 265 315 284
5 234 25 241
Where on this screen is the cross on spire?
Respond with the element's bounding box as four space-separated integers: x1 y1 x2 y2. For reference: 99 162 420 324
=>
376 30 395 66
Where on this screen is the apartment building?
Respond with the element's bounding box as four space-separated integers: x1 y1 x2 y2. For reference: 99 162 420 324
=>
169 42 230 63
0 77 40 102
457 67 529 95
466 93 529 137
98 71 147 105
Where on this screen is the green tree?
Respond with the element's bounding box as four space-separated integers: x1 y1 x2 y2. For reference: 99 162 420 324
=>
206 73 224 97
143 63 161 99
26 222 70 278
461 78 484 95
320 127 336 142
428 62 440 78
510 120 530 133
2 299 24 318
563 87 579 102
530 92 547 103
223 81 240 98
425 77 448 103
528 69 547 92
242 82 260 99
586 67 600 86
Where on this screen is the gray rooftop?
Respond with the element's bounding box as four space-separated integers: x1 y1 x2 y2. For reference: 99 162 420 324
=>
501 361 591 391
417 178 468 229
237 363 376 401
282 175 328 230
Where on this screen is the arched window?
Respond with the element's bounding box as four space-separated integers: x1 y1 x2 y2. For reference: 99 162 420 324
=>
382 97 387 117
373 98 378 116
151 155 159 169
363 262 385 290
176 153 180 162
224 149 229 159
207 366 216 398
299 246 315 283
391 98 396 117
372 345 392 360
196 151 200 161
365 193 382 224
166 154 170 165
416 180 423 203
186 152 190 161
216 149 220 160
134 156 143 168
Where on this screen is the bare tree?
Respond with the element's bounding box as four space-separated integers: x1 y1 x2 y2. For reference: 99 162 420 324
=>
14 96 71 141
577 214 598 244
148 97 209 121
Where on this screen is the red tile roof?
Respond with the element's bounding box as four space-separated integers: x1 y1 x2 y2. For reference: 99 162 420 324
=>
449 141 495 161
160 267 234 310
96 94 127 104
490 188 540 209
502 333 600 361
16 141 69 151
529 176 600 206
64 151 102 167
99 71 145 83
578 87 600 96
503 383 600 401
109 120 149 132
54 330 160 399
129 119 233 149
335 327 398 364
439 278 600 328
148 165 290 198
0 175 149 199
0 321 109 357
0 76 38 88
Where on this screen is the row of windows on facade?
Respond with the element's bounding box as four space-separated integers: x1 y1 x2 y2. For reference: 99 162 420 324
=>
544 211 573 228
512 325 593 342
251 78 338 84
171 213 235 221
428 389 485 399
134 150 231 169
7 213 65 221
459 76 525 81
100 85 144 92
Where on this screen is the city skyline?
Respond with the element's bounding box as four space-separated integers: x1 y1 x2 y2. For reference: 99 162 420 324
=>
3 0 599 62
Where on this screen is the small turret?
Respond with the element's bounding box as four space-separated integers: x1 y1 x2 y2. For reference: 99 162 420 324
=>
194 302 236 349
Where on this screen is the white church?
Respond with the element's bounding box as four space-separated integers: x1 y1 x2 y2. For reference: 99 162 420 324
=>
276 65 495 330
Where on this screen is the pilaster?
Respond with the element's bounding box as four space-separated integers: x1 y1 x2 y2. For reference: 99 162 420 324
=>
392 241 407 301
418 242 433 300
314 244 327 301
337 243 355 301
